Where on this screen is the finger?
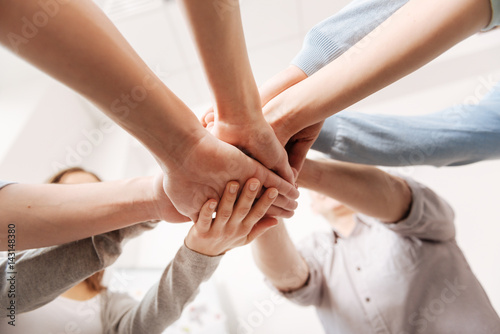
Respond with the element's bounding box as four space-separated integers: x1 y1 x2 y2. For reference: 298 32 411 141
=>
266 205 295 219
206 121 214 133
258 166 300 200
227 178 261 228
287 140 315 175
273 148 296 185
241 188 278 231
212 181 239 233
273 194 298 211
204 111 215 125
195 200 217 234
247 217 279 243
200 108 215 127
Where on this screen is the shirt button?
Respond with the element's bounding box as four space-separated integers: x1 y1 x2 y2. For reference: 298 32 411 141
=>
365 297 370 303
356 267 361 271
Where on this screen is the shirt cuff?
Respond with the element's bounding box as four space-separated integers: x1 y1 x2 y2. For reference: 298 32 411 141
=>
311 115 341 155
0 181 16 190
177 244 223 277
382 175 425 233
291 30 343 76
483 0 500 31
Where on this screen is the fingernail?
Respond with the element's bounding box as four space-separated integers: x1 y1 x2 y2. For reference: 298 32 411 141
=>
268 189 278 199
249 182 259 191
230 184 239 194
209 202 217 210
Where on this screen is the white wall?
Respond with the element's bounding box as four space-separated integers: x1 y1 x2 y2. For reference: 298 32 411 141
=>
0 1 499 333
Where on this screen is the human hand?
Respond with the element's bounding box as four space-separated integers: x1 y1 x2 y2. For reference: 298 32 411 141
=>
258 65 320 174
185 178 279 256
201 66 309 180
204 108 295 185
162 132 299 222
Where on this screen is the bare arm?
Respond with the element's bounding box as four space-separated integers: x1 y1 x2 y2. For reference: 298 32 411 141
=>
104 179 279 334
178 0 294 182
266 0 493 141
298 159 412 223
252 221 309 292
0 176 187 250
0 0 298 221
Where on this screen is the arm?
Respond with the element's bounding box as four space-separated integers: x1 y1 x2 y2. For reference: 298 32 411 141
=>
178 0 294 183
0 0 298 221
103 179 279 333
312 95 500 166
299 159 411 223
0 222 155 314
265 0 493 160
252 221 309 292
202 0 409 172
0 176 185 250
299 159 455 241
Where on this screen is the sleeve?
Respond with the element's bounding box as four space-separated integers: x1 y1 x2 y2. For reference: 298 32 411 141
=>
312 86 500 167
0 222 156 314
484 0 500 30
101 244 222 334
265 233 331 307
291 0 409 76
368 175 456 241
0 181 15 190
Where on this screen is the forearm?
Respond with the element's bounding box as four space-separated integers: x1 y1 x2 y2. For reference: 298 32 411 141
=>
298 159 411 223
0 0 203 167
177 0 261 119
275 0 492 133
313 103 500 167
252 222 308 292
0 177 161 250
1 230 127 313
106 245 222 334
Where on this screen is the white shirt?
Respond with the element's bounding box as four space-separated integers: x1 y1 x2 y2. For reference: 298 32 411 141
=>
274 176 500 334
1 295 103 334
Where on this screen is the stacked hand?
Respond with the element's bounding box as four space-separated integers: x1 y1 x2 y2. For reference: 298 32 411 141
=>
185 178 279 256
201 65 322 178
161 132 299 222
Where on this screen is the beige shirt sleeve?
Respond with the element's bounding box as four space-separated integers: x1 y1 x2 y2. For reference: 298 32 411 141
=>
381 175 456 241
265 232 333 307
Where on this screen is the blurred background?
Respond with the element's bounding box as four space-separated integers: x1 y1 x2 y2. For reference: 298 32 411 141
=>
1 0 499 333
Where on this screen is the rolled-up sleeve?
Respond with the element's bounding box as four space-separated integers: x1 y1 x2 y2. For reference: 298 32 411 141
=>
382 175 456 241
265 233 332 307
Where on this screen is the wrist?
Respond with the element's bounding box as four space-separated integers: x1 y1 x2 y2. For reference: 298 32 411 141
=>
214 79 262 122
297 159 322 189
263 89 302 141
184 236 223 257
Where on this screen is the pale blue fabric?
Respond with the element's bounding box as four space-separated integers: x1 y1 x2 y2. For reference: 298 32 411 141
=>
485 0 500 30
291 0 408 76
0 181 14 190
292 0 500 167
312 82 500 166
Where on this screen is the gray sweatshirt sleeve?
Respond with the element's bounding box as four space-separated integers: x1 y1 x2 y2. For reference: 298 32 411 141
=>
291 0 409 76
1 223 156 314
101 244 222 334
